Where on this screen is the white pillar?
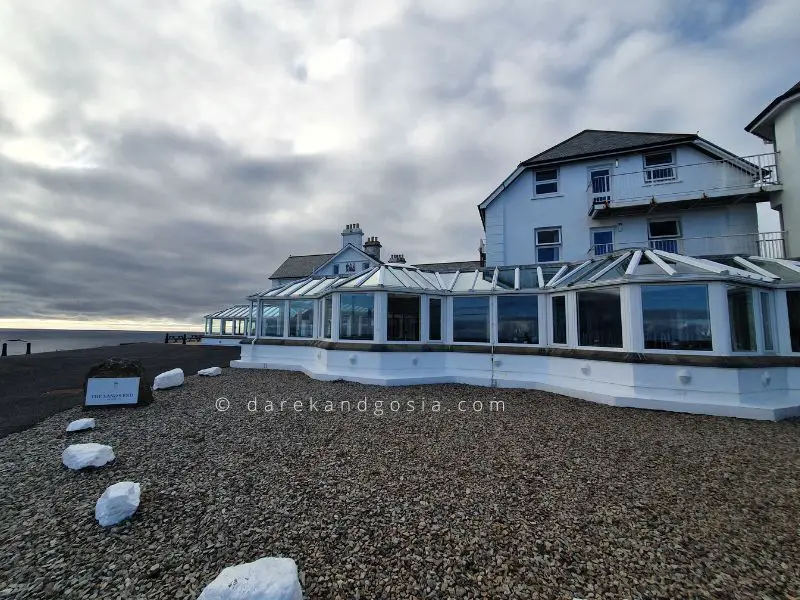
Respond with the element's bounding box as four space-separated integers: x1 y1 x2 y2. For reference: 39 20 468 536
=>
331 294 341 341
624 285 644 352
708 282 732 355
775 289 793 354
566 291 578 347
255 300 263 339
374 292 387 343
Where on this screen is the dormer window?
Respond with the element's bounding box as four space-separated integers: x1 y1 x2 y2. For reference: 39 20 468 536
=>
534 168 559 196
643 151 676 182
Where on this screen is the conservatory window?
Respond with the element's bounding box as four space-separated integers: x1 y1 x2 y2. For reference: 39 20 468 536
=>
288 300 314 338
760 292 774 351
323 297 333 338
339 293 374 341
453 297 490 343
727 286 756 352
429 298 442 341
642 285 712 351
578 288 623 348
552 295 567 344
387 294 420 342
497 296 539 344
786 290 800 352
261 302 284 337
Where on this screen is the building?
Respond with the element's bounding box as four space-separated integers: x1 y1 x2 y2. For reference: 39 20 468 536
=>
479 130 784 266
208 80 800 420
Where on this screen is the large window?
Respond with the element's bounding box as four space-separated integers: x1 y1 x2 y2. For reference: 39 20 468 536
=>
323 297 333 338
552 295 567 344
429 298 442 341
535 227 561 263
498 296 539 344
534 168 559 195
261 301 284 337
760 292 774 351
642 285 712 351
648 219 681 253
339 293 374 340
387 294 420 342
453 297 490 343
288 301 314 338
788 291 800 352
643 151 676 182
727 286 755 352
578 288 622 348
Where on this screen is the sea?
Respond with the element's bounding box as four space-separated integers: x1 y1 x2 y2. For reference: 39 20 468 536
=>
0 329 200 355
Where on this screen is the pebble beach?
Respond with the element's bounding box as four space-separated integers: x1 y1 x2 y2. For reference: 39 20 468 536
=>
1 368 798 599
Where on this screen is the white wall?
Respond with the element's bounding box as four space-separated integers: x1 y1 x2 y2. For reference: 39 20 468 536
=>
484 144 761 266
774 104 800 258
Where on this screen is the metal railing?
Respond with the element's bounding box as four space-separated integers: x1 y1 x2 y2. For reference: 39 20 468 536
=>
588 152 780 212
588 231 786 259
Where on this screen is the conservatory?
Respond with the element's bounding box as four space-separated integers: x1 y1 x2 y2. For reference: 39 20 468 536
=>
230 249 800 420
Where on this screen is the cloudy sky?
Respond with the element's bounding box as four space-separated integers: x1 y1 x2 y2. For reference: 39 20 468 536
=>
0 0 797 330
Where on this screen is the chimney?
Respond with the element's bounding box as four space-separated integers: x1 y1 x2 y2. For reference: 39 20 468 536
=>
388 253 406 264
341 223 363 250
363 236 382 261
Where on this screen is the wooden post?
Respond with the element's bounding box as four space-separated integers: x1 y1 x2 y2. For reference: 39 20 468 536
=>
164 333 169 344
26 342 31 355
1 343 6 357
182 334 187 345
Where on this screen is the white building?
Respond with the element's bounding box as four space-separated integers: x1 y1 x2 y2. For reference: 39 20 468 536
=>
204 80 800 420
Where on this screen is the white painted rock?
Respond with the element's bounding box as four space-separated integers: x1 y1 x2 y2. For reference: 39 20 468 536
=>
62 443 115 470
197 367 222 377
153 368 184 390
95 481 141 527
197 557 302 600
66 418 96 432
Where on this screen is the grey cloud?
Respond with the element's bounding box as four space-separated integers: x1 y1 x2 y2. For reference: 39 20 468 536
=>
0 0 795 326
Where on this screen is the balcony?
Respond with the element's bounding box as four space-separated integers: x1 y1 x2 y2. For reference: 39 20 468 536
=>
589 231 787 259
588 152 781 218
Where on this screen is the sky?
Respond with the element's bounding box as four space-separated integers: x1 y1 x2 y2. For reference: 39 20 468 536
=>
0 0 797 330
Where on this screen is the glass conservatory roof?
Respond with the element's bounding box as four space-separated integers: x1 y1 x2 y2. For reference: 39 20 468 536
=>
249 251 800 300
205 304 251 319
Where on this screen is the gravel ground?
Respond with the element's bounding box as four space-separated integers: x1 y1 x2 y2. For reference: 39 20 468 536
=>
1 368 799 599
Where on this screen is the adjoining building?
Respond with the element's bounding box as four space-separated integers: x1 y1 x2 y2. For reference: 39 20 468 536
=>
206 79 800 420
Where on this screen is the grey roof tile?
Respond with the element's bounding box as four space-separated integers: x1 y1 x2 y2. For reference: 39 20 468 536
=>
269 253 335 279
520 129 697 166
413 260 482 272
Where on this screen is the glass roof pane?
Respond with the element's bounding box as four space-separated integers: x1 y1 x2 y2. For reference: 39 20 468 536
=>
381 269 407 288
748 259 800 283
472 272 494 291
497 268 515 290
413 270 441 289
392 268 422 288
438 272 457 289
451 271 478 291
404 269 437 289
357 269 382 287
519 268 539 289
291 279 323 296
480 269 495 287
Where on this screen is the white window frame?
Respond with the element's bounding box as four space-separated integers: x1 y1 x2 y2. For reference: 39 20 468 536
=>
647 219 681 253
590 227 615 256
535 227 562 264
534 168 559 197
643 150 677 183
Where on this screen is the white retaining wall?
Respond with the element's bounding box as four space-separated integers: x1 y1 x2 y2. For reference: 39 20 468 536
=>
232 344 800 421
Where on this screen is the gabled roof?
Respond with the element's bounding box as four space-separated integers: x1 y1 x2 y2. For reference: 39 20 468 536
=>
520 129 697 167
309 243 382 275
269 253 335 279
412 260 482 272
745 80 800 142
